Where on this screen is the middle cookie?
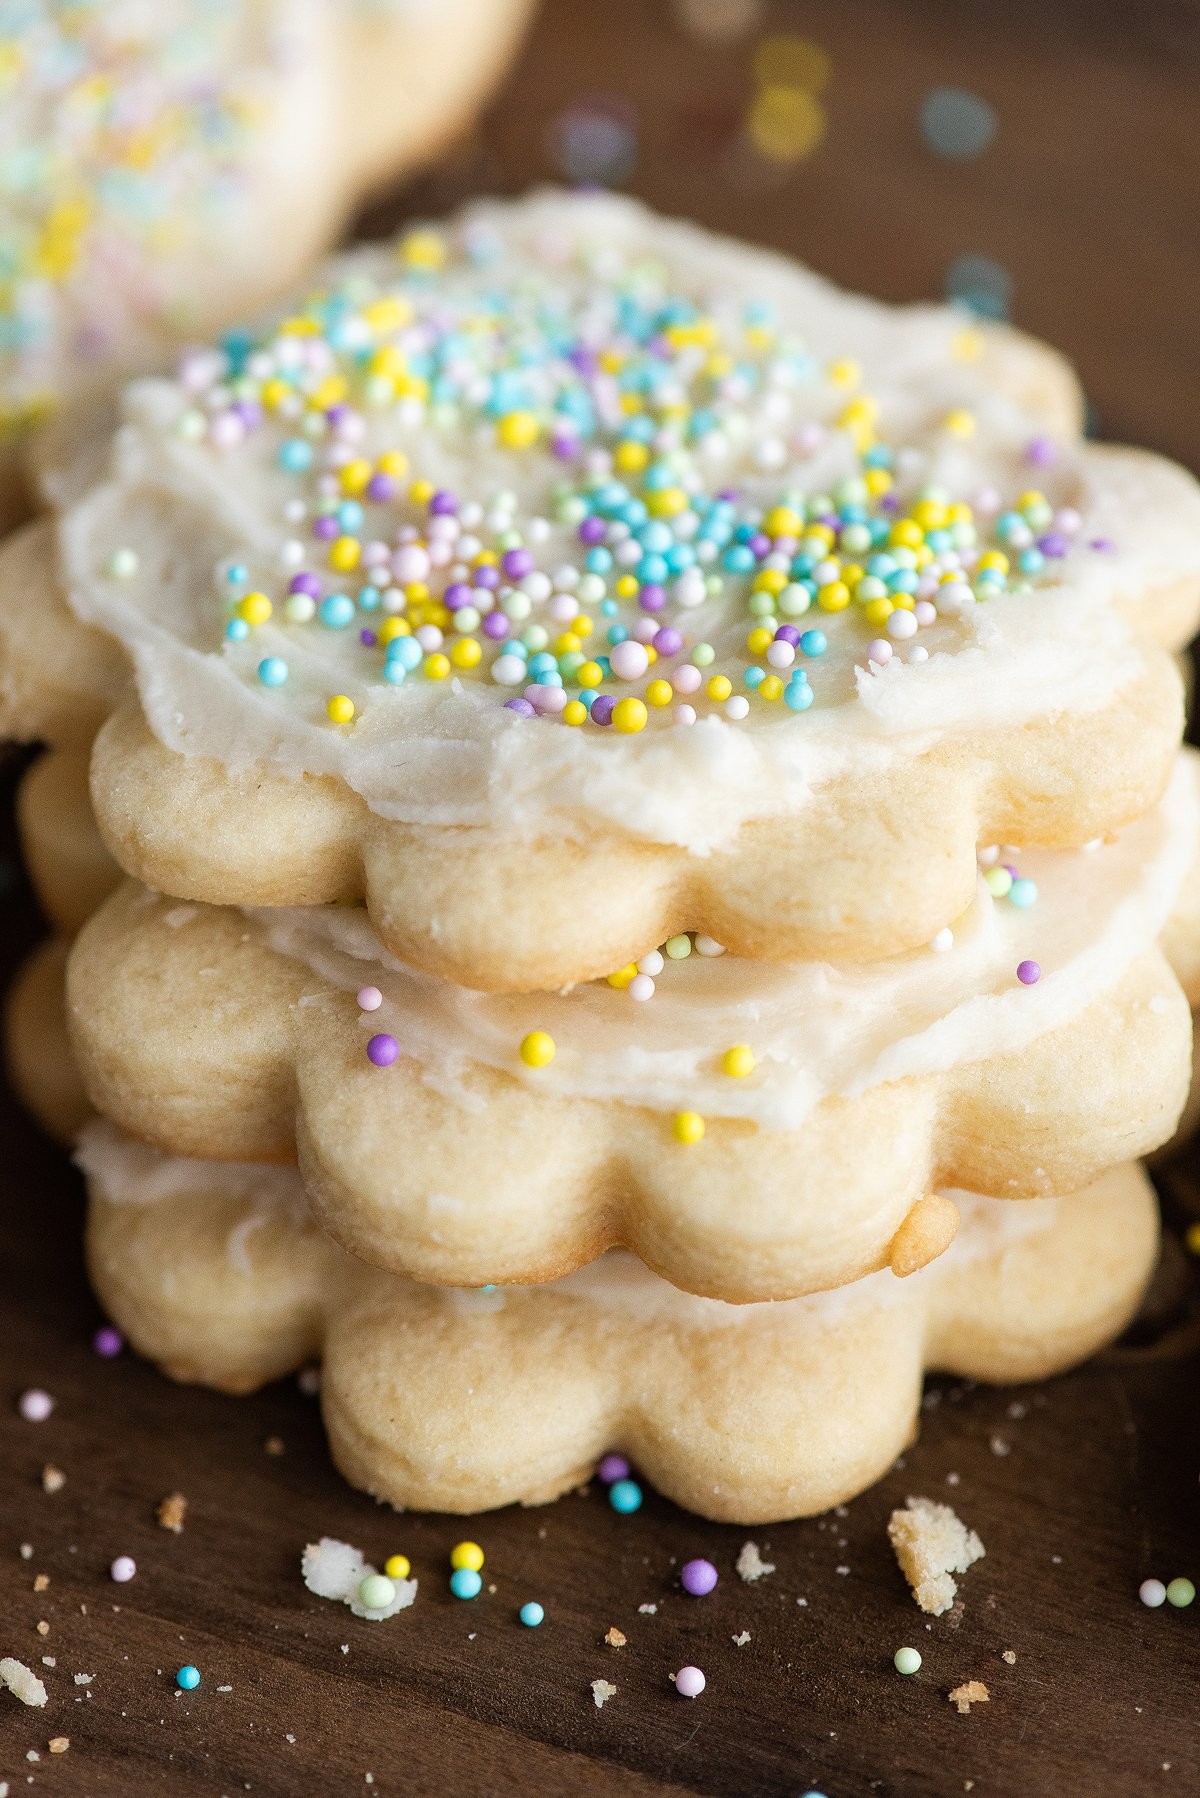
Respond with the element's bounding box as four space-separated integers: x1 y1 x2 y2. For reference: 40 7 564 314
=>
63 753 1200 1303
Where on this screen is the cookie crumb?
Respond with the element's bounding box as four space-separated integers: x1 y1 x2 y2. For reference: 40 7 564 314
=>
41 1466 65 1495
591 1678 617 1709
604 1628 626 1648
736 1541 775 1582
157 1493 187 1533
265 1436 285 1457
36 1621 49 1637
888 1496 984 1616
74 1674 93 1686
989 1435 1011 1458
0 1659 48 1706
33 1574 49 1593
949 1680 989 1714
637 1603 657 1615
1001 1650 1016 1665
732 1631 751 1646
48 1738 69 1755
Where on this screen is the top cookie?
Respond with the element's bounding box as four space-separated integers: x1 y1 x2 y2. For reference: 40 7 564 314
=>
12 189 1200 992
0 0 533 524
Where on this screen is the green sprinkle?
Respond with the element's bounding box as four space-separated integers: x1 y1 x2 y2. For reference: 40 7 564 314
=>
893 1647 922 1676
1167 1578 1195 1608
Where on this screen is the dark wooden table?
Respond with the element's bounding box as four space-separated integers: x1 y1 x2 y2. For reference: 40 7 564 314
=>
5 3 1200 1792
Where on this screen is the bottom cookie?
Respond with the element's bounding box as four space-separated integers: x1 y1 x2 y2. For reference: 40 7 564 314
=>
77 1120 1156 1523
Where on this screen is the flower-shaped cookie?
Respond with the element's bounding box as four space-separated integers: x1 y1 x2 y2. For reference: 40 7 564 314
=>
78 1122 1158 1523
6 191 1197 991
0 0 534 526
64 755 1198 1301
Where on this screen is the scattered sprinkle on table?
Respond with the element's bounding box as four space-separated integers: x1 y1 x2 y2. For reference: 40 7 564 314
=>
18 1389 54 1422
894 1647 922 1675
681 1557 718 1596
674 1666 706 1697
519 1602 544 1628
176 1666 200 1692
110 1557 136 1584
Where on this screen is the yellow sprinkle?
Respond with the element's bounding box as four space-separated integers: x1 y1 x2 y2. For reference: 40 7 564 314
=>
607 964 638 989
748 83 826 164
615 575 639 600
237 592 272 626
450 638 482 670
673 1111 706 1145
338 459 373 496
577 661 604 688
943 408 976 439
326 695 355 724
450 1541 484 1572
1186 1222 1200 1256
953 327 986 363
378 449 409 479
328 536 361 572
721 1045 756 1079
378 618 410 642
747 627 774 655
864 467 893 497
645 679 674 707
759 674 784 701
519 1031 555 1068
400 230 447 270
705 675 733 702
384 1555 411 1580
562 700 588 726
753 568 788 596
816 581 850 613
612 697 648 734
615 441 650 473
827 358 861 389
574 615 594 638
497 410 540 450
409 478 435 507
764 506 802 537
862 597 894 627
424 653 451 680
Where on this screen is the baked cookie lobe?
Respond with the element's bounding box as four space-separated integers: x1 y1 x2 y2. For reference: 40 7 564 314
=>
75 1120 1158 1522
0 0 534 527
61 753 1199 1301
6 190 1198 989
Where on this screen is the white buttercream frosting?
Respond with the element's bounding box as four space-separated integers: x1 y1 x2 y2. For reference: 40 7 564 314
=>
245 754 1198 1128
56 190 1200 852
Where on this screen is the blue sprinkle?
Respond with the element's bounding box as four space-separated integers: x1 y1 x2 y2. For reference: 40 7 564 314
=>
319 594 355 629
609 1478 643 1514
519 1602 545 1628
450 1568 483 1600
176 1666 201 1691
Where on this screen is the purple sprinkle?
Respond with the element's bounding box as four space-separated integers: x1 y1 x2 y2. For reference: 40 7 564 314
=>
325 404 350 428
748 532 771 558
638 584 666 613
429 490 458 515
288 571 322 598
1002 863 1019 879
232 400 262 430
1090 537 1116 553
590 695 616 726
716 487 738 503
93 1326 123 1358
551 432 580 461
1037 532 1069 558
359 628 377 647
578 516 606 546
880 494 900 514
504 696 537 716
774 624 801 645
1016 960 1041 986
474 564 501 591
365 473 397 503
483 611 510 640
597 1454 630 1484
568 345 598 377
680 1558 718 1597
502 548 535 580
1025 435 1057 467
367 1033 399 1067
313 515 339 541
443 582 474 611
653 627 682 657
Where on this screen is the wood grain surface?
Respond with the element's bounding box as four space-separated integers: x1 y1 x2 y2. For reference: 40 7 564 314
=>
5 3 1200 1793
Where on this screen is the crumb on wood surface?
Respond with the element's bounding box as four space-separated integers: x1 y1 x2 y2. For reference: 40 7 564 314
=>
41 1466 64 1495
157 1492 187 1533
736 1541 775 1582
591 1679 616 1709
888 1496 984 1616
0 1658 47 1706
949 1680 990 1714
604 1628 626 1648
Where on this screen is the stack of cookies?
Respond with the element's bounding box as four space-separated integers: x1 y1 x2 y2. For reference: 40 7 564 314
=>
5 191 1200 1523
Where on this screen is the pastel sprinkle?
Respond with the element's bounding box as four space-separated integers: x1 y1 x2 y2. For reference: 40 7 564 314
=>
110 1556 137 1584
450 1567 483 1600
1167 1578 1196 1608
450 1541 484 1572
1016 960 1041 986
1140 1579 1167 1607
680 1558 718 1596
18 1389 53 1422
674 1665 706 1697
176 1666 201 1691
92 1327 123 1358
519 1602 545 1627
366 1034 399 1067
609 1479 643 1514
597 1454 630 1484
894 1646 922 1675
519 1031 556 1068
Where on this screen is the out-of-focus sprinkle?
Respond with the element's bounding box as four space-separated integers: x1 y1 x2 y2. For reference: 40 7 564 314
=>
549 100 638 188
671 0 766 41
920 87 997 159
945 253 1013 321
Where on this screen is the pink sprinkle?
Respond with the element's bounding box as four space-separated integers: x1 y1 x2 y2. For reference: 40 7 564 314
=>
867 639 892 665
18 1389 53 1422
674 1666 706 1698
110 1556 137 1583
357 987 383 1012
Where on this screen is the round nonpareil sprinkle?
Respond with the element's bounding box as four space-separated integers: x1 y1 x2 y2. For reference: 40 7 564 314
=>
1167 1578 1195 1608
673 1111 706 1144
674 1665 706 1697
450 1567 483 1600
92 1327 123 1358
519 1031 556 1068
1140 1579 1167 1608
519 1602 545 1627
18 1389 53 1422
358 1574 396 1610
366 1033 399 1068
110 1556 137 1584
680 1558 718 1596
176 1666 201 1691
894 1646 922 1675
1016 960 1041 986
609 1478 643 1514
450 1541 485 1573
384 1555 411 1581
597 1454 630 1484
